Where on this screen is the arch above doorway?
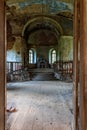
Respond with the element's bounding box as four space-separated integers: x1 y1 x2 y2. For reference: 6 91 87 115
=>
22 15 63 39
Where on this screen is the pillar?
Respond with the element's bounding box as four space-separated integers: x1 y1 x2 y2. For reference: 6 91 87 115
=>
21 36 29 67
24 47 29 67
20 36 25 66
80 0 87 130
0 0 6 130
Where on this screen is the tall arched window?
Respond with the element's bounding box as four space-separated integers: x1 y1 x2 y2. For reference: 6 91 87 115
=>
29 49 33 63
51 49 56 63
49 48 57 64
29 48 37 63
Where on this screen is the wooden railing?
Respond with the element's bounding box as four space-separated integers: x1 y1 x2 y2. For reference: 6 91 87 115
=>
53 61 73 81
7 62 22 73
6 61 73 82
6 62 31 82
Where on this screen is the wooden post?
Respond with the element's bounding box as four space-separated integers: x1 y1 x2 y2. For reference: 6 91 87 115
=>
73 0 79 129
79 0 87 130
0 0 6 130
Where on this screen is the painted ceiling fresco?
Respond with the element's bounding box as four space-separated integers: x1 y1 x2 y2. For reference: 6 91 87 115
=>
6 0 73 15
6 0 73 47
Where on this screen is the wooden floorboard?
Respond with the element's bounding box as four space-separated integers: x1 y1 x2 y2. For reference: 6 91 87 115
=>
6 81 74 130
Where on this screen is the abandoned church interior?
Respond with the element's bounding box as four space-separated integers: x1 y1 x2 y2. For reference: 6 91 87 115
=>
0 0 87 130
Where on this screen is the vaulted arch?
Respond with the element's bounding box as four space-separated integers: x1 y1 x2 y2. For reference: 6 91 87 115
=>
22 15 63 39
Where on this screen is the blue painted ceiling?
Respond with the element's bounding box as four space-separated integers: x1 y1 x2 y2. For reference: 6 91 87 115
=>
7 0 73 14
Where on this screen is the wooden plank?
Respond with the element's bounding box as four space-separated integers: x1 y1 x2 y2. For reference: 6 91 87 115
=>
11 107 29 130
21 105 36 130
6 81 73 130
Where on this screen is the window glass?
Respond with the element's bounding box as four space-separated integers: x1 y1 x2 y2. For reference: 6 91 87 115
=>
29 50 33 63
52 50 56 63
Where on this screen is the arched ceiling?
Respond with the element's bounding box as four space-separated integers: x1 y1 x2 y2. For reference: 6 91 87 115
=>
22 16 63 40
28 29 58 46
6 0 74 46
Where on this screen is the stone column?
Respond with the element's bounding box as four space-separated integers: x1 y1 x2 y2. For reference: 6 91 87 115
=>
20 36 25 66
21 37 29 67
0 0 6 130
24 47 29 67
80 0 87 130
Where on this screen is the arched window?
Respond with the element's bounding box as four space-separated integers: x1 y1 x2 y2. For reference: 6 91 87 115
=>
29 49 34 63
49 48 57 64
29 48 37 63
51 49 56 63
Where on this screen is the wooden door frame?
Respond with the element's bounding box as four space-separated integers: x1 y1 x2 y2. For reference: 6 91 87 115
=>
0 0 86 130
79 0 87 130
73 1 80 130
74 0 87 129
0 0 6 130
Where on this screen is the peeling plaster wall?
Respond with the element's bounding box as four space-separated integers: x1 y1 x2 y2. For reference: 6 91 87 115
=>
58 36 73 61
7 50 16 61
7 36 73 63
59 18 73 36
7 36 24 62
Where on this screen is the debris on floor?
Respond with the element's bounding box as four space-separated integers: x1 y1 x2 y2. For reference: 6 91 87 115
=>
6 104 17 113
6 106 17 113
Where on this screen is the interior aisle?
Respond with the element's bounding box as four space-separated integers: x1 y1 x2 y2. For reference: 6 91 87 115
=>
6 81 74 130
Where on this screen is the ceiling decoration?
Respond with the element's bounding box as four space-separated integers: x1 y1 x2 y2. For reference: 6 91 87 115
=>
6 0 73 47
22 16 63 40
57 11 73 20
6 0 73 16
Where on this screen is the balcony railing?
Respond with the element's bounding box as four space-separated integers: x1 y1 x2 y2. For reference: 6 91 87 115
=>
53 61 73 81
7 62 22 74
